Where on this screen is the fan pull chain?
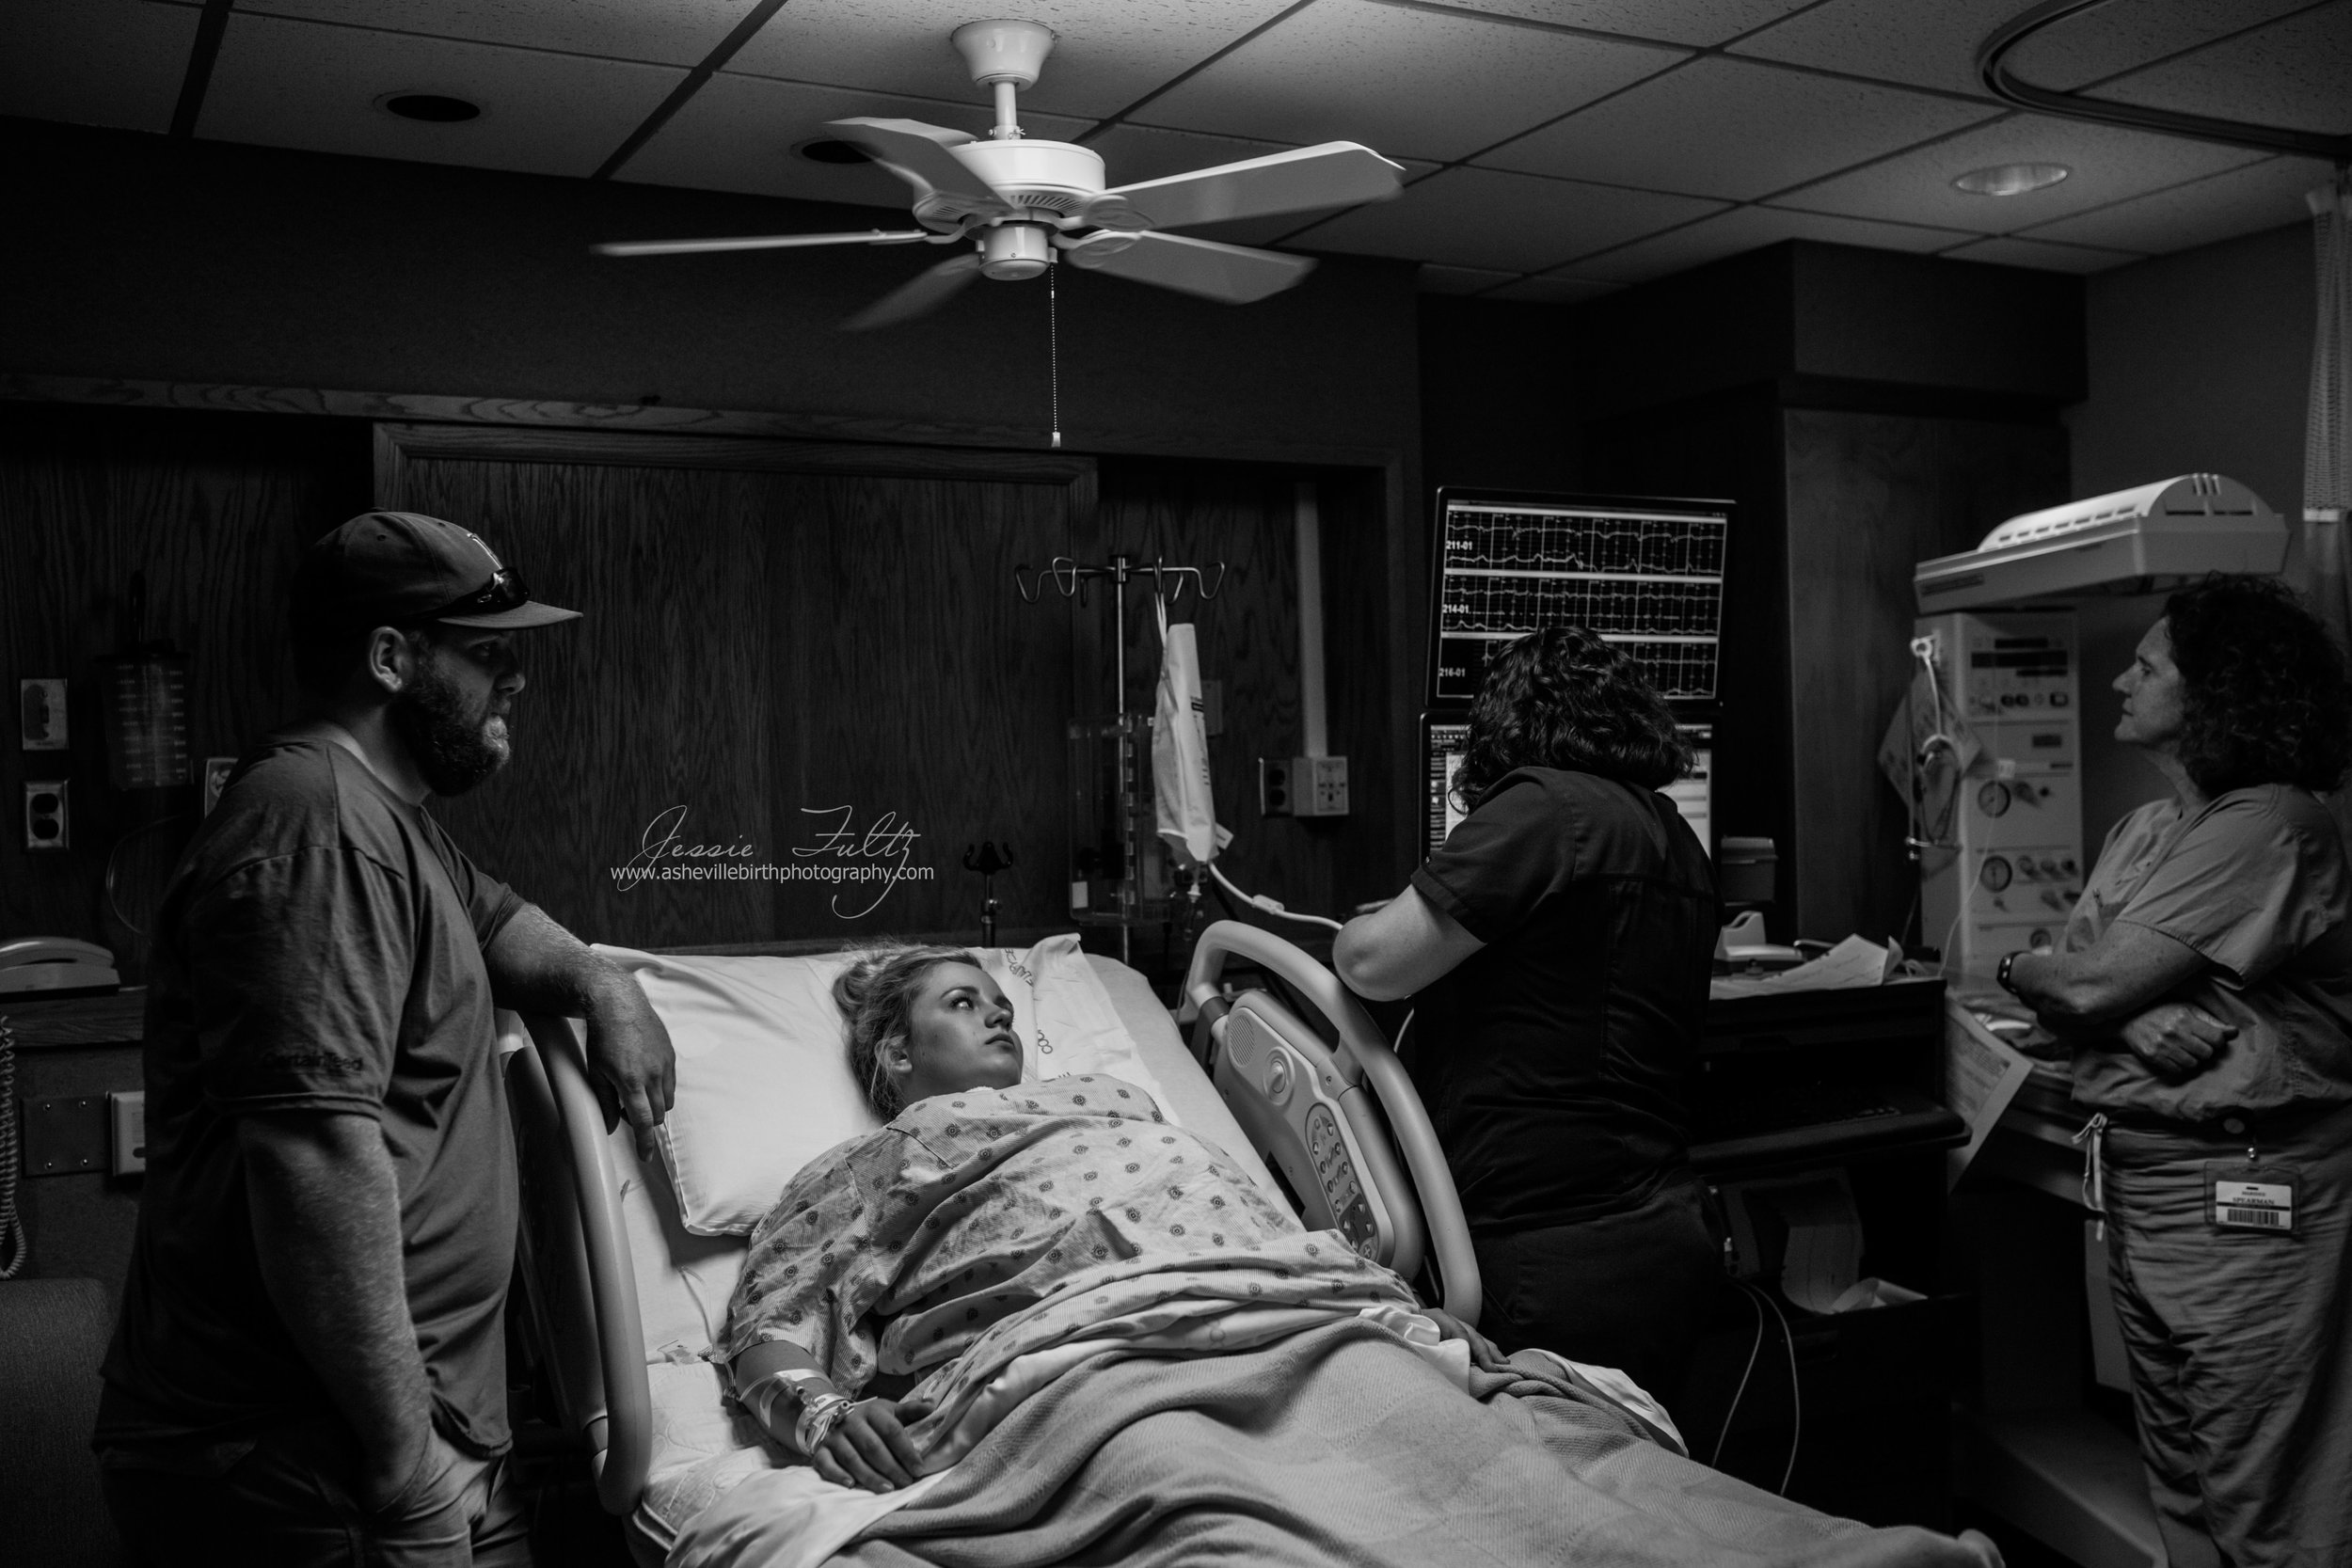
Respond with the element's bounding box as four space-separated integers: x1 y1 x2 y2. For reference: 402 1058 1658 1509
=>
1048 256 1062 451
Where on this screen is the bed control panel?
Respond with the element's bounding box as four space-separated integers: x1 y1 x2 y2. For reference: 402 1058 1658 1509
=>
1210 994 1392 1260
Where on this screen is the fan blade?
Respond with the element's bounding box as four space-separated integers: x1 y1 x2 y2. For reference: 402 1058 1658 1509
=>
1061 231 1313 305
1083 142 1404 231
595 230 931 258
825 118 1009 214
841 252 983 332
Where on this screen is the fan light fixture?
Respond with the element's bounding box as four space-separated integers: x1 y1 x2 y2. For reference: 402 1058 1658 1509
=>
380 93 482 123
1952 162 2070 196
591 18 1406 332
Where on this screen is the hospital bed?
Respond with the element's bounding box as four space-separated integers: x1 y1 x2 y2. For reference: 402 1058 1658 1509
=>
501 922 1482 1564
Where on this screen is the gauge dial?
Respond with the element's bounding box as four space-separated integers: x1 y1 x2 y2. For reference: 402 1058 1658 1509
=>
1979 856 2013 892
1977 782 2011 816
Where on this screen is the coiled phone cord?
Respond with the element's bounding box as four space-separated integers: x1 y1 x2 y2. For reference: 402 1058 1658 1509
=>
0 1017 25 1278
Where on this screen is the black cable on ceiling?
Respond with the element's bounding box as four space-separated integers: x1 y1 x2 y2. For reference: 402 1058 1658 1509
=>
169 0 238 139
1979 0 2351 163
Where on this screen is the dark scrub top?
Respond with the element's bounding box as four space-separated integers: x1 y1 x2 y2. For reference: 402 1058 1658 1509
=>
97 733 526 1462
2065 784 2352 1121
1407 767 1717 1234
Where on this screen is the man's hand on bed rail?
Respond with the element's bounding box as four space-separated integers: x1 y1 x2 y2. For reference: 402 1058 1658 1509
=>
485 906 677 1161
813 1399 925 1494
580 971 677 1163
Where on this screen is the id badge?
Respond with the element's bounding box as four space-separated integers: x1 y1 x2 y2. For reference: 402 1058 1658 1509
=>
2206 1163 2298 1233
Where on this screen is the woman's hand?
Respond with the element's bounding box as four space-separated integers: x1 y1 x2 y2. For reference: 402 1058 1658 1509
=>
812 1398 925 1493
2119 1002 2234 1078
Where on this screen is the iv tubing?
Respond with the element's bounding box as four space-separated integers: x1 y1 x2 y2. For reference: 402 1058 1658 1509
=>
1207 863 1343 933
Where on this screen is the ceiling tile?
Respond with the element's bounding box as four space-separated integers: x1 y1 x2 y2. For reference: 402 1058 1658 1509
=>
1418 262 1517 295
1938 235 2143 274
727 0 1298 121
1286 165 1725 271
1488 274 1622 303
0 0 200 135
620 71 1090 204
199 13 687 178
236 0 747 67
2095 5 2352 137
1088 123 1440 245
1725 0 2313 100
1567 203 1967 283
2016 155 2336 254
1772 112 2266 232
1480 55 1998 200
1138 0 1687 163
1404 0 1815 48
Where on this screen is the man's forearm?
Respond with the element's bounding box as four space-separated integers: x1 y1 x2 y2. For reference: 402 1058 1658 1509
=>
485 901 629 1015
241 1112 435 1479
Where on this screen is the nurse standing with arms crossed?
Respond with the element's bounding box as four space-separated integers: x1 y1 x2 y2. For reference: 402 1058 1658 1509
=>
2000 576 2352 1568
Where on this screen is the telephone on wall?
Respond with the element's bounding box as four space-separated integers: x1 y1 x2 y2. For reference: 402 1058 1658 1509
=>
0 937 121 998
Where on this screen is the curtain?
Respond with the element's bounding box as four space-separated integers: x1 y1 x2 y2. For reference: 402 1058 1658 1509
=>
2302 174 2352 641
2301 171 2352 847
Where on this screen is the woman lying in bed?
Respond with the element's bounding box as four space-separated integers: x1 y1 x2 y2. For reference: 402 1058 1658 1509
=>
716 944 2000 1568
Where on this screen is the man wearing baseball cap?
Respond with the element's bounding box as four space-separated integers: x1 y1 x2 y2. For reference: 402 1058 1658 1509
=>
95 512 675 1563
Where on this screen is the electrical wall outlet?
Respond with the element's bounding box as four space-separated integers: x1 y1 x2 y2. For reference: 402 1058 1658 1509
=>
1258 757 1293 816
24 780 69 849
109 1090 148 1176
1295 755 1350 817
19 678 68 750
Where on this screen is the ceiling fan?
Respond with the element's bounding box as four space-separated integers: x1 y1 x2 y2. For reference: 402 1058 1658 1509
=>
595 20 1406 331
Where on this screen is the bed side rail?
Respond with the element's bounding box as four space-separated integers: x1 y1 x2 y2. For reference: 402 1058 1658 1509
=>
1182 921 1481 1324
507 1012 652 1516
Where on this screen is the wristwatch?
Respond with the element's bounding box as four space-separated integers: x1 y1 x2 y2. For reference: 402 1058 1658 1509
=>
1995 951 2022 997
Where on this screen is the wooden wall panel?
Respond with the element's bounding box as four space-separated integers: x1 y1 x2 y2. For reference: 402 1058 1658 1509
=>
1782 409 2069 944
385 455 781 949
768 472 1076 942
0 407 368 973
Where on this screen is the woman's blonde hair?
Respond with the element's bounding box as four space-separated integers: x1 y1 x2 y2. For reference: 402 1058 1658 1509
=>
834 942 985 1118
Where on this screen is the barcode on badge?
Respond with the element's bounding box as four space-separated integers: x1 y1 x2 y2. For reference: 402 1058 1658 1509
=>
2223 1206 2285 1227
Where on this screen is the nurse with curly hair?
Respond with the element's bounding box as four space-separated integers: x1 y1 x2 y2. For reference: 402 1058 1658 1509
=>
2001 575 2352 1568
1335 627 1721 1402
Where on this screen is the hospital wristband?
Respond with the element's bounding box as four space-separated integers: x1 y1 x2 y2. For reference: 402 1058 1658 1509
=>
793 1392 854 1458
743 1368 831 1435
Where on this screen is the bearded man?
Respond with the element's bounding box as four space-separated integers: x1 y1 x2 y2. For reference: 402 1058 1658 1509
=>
95 512 675 1566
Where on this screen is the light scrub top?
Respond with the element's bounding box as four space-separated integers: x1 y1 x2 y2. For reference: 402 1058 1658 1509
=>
2065 784 2352 1120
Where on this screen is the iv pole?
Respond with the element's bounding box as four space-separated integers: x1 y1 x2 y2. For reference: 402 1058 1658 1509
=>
1015 553 1226 961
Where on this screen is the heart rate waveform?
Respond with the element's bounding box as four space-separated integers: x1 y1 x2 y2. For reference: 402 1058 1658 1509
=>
1433 501 1727 705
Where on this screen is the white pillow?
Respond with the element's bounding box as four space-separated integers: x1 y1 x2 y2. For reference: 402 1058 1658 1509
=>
596 934 1173 1237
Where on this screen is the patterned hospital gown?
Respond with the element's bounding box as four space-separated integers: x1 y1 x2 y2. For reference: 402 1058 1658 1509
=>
722 1074 1420 1442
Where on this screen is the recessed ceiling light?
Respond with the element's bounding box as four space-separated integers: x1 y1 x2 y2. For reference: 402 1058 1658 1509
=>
379 93 483 123
1952 162 2070 197
795 138 873 166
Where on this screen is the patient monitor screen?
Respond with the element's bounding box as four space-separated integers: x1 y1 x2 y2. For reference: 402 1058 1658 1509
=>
1423 717 1712 859
1430 491 1730 708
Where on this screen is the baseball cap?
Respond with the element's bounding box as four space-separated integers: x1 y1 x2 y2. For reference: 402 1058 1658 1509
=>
294 512 580 631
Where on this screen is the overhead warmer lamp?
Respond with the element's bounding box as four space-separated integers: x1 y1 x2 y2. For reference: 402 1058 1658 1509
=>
1912 473 2288 613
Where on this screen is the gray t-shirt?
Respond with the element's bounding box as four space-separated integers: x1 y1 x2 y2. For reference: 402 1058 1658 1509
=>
99 734 525 1457
2068 784 2352 1119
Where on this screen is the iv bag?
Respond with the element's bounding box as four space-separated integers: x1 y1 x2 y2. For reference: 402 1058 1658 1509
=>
1152 601 1218 867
